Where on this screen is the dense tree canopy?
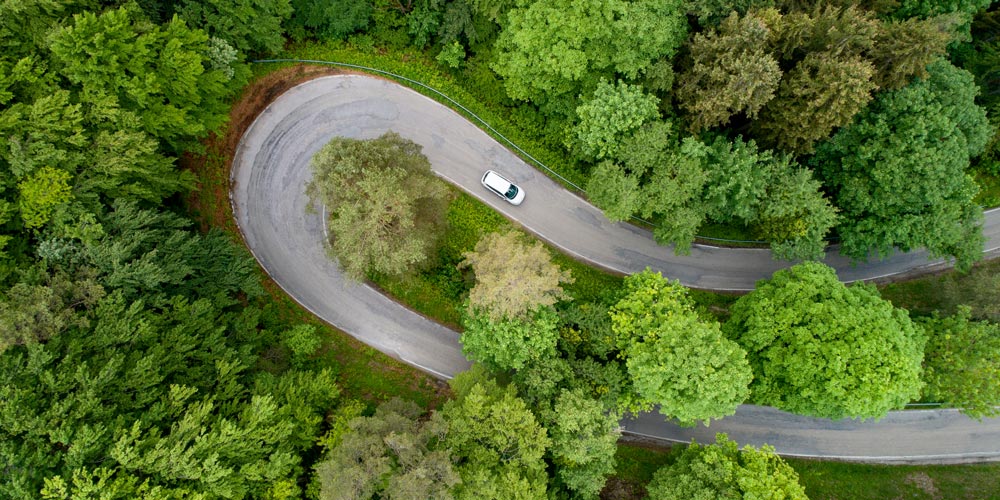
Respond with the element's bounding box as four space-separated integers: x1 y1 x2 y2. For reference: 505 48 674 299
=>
572 79 660 160
493 0 687 110
918 307 1000 419
677 9 782 132
176 0 292 55
724 262 926 419
460 306 561 371
588 130 837 259
814 60 992 270
442 374 551 499
315 398 458 500
646 433 808 500
611 270 752 424
460 230 572 320
306 132 448 280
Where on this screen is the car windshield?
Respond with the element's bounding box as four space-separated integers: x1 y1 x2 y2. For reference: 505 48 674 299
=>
505 185 519 199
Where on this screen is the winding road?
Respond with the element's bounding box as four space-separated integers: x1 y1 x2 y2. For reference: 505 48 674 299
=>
231 74 1000 463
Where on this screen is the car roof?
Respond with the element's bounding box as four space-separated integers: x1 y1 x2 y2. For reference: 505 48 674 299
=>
483 170 512 192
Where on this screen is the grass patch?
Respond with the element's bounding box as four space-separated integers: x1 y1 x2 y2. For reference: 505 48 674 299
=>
610 444 1000 500
787 457 1000 500
879 258 1000 321
257 280 448 409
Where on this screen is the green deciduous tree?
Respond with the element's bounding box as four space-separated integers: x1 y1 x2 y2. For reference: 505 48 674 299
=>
315 398 458 500
177 0 292 55
677 9 783 132
813 60 992 270
442 375 550 500
918 307 1000 420
460 306 561 371
542 388 620 499
17 166 72 229
461 230 572 320
611 270 752 425
646 433 808 500
571 79 660 160
724 262 925 419
492 0 687 107
587 128 835 259
306 132 448 281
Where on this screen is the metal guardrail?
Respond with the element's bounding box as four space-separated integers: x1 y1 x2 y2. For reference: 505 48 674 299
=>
252 58 772 245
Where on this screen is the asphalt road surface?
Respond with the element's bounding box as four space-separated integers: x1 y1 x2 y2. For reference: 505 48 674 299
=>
231 74 1000 463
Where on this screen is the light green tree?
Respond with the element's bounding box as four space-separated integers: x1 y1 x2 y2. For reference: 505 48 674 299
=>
48 4 231 152
724 262 925 419
443 375 551 499
611 270 752 424
460 306 561 371
17 166 72 229
492 0 687 106
542 388 620 499
918 307 1000 420
306 132 448 280
572 79 660 160
461 230 572 320
646 433 808 500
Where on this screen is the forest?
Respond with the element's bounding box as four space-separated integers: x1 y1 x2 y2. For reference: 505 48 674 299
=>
2 0 1000 499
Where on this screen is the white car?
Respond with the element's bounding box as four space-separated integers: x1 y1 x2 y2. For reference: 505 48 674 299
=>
481 170 525 205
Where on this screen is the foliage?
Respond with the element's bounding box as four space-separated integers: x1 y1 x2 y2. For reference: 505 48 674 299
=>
571 79 660 160
893 0 993 18
492 0 688 108
442 376 551 499
611 270 751 425
283 323 323 368
461 230 572 320
646 433 808 500
542 388 620 499
314 398 458 500
677 9 782 132
683 0 777 26
48 4 231 152
176 0 292 55
17 166 72 229
287 0 371 42
724 262 925 419
871 16 955 89
918 307 1000 419
0 268 103 354
0 290 339 498
755 50 876 154
460 306 561 371
813 59 992 271
306 132 448 281
437 39 466 68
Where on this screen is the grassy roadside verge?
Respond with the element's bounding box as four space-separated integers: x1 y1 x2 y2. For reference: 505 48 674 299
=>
612 444 1000 500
